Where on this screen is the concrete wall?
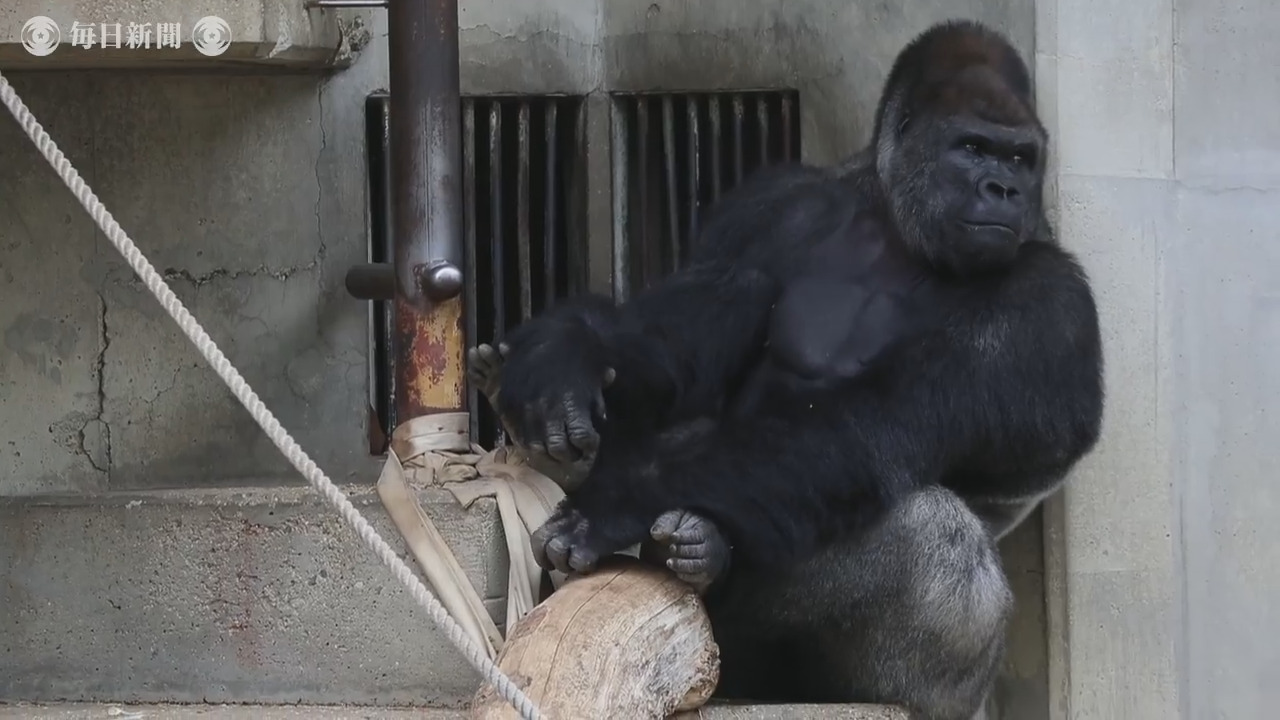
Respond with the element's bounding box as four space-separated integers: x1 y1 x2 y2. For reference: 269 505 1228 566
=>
0 0 1055 714
1039 0 1280 717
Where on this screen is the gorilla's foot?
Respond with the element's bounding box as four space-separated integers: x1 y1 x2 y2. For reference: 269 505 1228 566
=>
649 509 731 594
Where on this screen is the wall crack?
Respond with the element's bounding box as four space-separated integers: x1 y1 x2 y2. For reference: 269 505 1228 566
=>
155 263 321 286
78 292 113 479
314 79 330 290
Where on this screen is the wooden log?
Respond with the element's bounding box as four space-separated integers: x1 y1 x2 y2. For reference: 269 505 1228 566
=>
470 556 720 720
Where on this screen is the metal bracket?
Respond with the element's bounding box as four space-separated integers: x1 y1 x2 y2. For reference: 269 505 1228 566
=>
305 0 388 9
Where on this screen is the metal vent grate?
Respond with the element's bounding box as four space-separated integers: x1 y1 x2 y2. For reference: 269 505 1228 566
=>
363 91 801 453
611 90 802 296
463 96 589 446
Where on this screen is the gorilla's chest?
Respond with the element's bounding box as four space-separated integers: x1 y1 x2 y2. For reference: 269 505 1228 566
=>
766 230 938 381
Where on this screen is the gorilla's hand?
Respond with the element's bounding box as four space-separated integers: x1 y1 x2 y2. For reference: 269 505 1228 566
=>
531 506 597 574
531 502 648 575
650 509 731 594
480 320 617 464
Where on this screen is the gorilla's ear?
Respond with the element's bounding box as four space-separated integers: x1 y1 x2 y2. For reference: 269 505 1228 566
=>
895 112 912 139
878 84 912 142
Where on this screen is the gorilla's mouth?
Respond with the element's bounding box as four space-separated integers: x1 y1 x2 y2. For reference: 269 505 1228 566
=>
960 221 1015 234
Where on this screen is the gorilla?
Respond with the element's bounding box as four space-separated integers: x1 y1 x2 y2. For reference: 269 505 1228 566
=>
467 19 1103 720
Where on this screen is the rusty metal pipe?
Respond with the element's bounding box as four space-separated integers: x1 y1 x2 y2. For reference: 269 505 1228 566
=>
388 0 467 420
389 0 464 306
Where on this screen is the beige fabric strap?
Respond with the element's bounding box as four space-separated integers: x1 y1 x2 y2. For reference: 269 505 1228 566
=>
375 412 566 660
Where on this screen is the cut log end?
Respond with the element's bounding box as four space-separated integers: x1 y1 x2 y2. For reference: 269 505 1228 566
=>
470 556 720 720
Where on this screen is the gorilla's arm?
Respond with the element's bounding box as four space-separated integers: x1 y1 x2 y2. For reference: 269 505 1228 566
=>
547 241 1104 571
493 263 780 460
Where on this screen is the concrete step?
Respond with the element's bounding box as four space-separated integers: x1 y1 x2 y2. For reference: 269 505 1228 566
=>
0 703 906 719
0 489 908 720
0 486 508 708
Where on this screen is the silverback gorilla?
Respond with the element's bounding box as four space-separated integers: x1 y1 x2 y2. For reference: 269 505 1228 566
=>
468 19 1103 720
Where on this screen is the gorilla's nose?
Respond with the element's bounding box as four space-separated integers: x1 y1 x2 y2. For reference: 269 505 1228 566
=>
979 178 1022 204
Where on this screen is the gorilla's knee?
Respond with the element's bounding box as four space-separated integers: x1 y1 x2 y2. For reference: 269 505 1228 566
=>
893 487 1013 667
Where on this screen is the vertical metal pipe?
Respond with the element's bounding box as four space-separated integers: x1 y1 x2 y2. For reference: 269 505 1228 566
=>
489 101 506 341
732 93 745 184
756 94 769 166
374 95 396 425
463 99 480 444
388 0 465 420
582 95 614 297
709 94 723 201
517 102 533 320
543 102 559 308
610 97 631 302
661 95 680 272
685 96 700 252
365 92 395 449
781 94 794 162
636 96 658 286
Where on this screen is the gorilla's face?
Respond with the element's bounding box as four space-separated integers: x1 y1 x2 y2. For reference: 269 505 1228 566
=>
882 112 1046 276
939 117 1043 263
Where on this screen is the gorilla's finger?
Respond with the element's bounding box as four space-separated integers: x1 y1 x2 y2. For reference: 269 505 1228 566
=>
650 510 686 542
669 540 713 559
545 534 574 574
568 545 599 574
465 349 486 380
497 341 511 358
671 525 715 546
666 558 709 575
526 440 547 456
520 405 547 449
530 526 554 570
671 514 720 544
544 421 578 465
477 343 501 365
475 346 502 379
591 387 608 422
602 367 617 387
566 415 599 457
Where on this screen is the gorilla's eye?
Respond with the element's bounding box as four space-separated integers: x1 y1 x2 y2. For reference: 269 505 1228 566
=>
1011 148 1037 167
958 136 986 156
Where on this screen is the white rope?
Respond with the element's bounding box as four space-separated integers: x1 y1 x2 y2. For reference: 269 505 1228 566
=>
0 71 544 720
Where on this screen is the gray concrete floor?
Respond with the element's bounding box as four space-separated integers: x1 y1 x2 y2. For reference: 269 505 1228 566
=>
0 704 906 719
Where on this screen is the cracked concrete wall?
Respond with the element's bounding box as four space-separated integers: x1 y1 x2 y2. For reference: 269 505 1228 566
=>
0 68 381 493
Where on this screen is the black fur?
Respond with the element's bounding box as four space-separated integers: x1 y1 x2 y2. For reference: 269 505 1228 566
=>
470 19 1103 720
